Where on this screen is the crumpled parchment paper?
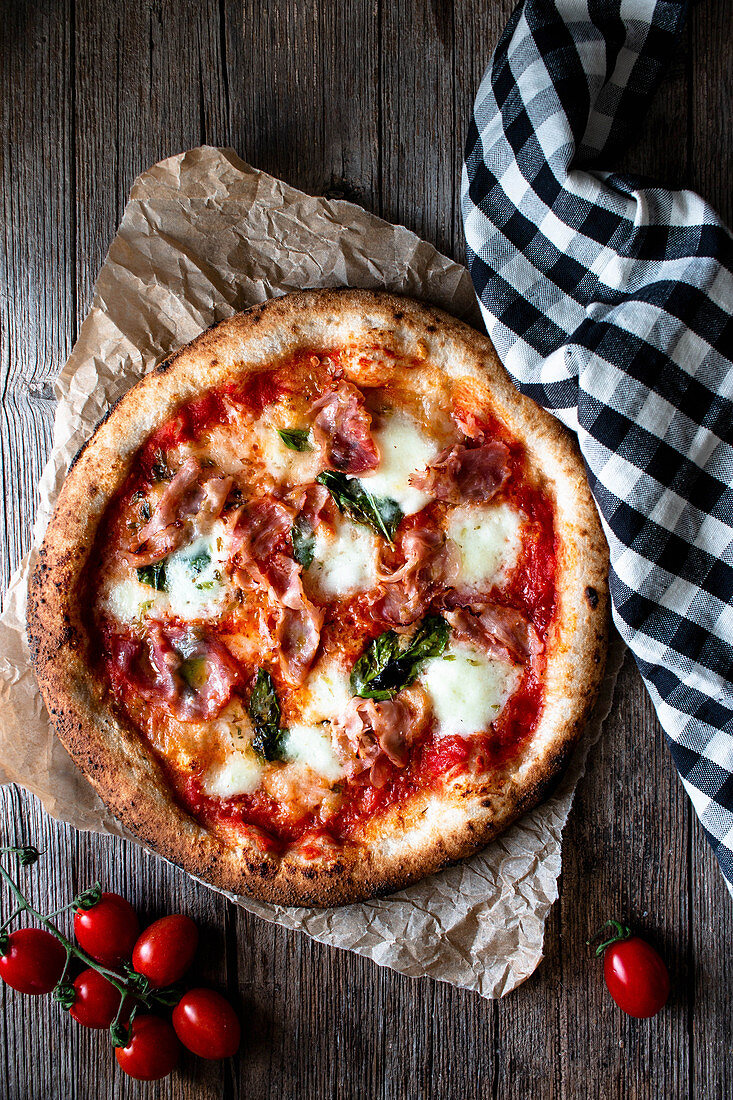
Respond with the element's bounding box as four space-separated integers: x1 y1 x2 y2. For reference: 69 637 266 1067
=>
0 146 622 999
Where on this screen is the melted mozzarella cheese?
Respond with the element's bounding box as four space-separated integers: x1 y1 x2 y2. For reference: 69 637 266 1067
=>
282 723 345 783
361 410 439 515
419 641 519 737
307 517 378 599
163 526 230 620
103 577 156 623
248 419 321 485
104 523 231 626
300 657 354 725
204 751 264 798
446 503 523 589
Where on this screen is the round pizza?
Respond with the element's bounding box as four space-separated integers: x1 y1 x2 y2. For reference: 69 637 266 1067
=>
29 289 608 905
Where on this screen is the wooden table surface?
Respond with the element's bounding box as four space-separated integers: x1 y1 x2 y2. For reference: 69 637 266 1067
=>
1 1 732 1097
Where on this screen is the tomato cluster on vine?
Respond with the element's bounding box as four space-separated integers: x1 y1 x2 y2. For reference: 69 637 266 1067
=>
0 845 239 1082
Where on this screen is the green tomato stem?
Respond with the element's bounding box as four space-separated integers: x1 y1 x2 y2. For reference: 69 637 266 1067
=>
587 918 633 956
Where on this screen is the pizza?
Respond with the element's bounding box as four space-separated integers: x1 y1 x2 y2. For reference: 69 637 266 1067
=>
28 289 608 905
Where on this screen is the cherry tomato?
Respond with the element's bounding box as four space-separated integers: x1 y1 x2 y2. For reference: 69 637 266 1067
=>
172 988 241 1059
0 928 66 995
114 1014 181 1081
74 892 140 966
132 914 198 988
594 921 671 1018
69 967 126 1029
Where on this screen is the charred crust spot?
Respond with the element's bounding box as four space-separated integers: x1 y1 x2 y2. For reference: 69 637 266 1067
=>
426 324 437 333
393 310 404 320
68 437 91 472
585 586 599 609
156 356 175 374
69 390 129 470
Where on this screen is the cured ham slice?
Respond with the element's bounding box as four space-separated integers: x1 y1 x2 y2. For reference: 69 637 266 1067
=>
276 604 323 687
375 520 453 626
311 381 379 474
231 498 294 561
108 624 240 721
410 440 510 503
288 482 331 530
339 688 429 787
231 497 323 685
130 458 233 564
446 604 542 665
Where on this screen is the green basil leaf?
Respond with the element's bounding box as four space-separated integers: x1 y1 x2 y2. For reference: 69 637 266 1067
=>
248 668 288 762
316 471 403 543
186 550 211 577
277 428 313 452
136 561 167 590
292 516 316 569
180 656 208 691
350 614 450 700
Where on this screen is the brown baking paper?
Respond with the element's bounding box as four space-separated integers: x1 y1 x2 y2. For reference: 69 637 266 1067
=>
0 147 622 998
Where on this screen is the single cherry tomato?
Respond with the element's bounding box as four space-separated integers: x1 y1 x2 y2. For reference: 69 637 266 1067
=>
69 967 126 1029
172 988 241 1059
74 892 140 966
592 920 671 1018
0 928 66 995
114 1014 181 1081
132 914 198 988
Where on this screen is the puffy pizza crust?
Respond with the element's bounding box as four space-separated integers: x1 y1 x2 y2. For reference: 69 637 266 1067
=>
28 289 609 905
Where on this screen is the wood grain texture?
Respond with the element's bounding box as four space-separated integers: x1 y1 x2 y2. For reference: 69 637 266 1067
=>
1 0 732 1097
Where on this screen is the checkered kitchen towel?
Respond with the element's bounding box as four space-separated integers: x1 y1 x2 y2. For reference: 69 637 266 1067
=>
462 0 733 891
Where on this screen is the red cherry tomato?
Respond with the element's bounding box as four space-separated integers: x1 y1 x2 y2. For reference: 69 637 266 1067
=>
69 967 126 1029
0 928 66 995
114 1014 181 1081
172 988 241 1059
74 892 140 967
595 921 671 1018
132 914 198 988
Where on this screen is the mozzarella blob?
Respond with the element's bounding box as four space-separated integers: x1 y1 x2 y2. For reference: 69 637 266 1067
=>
163 527 230 619
361 410 439 515
300 657 354 725
308 516 378 599
103 577 156 624
419 641 519 737
446 503 523 589
103 523 231 626
248 419 321 484
204 750 265 798
282 723 345 782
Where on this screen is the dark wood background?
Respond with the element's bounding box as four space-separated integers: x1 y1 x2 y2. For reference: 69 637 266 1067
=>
1 1 731 1096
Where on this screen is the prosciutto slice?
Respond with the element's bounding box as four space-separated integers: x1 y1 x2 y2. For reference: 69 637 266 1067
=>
130 458 233 564
374 520 453 626
311 381 379 474
446 604 542 665
231 497 323 685
231 498 294 561
410 439 511 503
338 687 430 787
110 624 240 721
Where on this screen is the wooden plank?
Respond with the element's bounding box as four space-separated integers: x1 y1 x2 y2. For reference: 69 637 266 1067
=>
687 4 733 1099
0 0 73 590
229 0 380 207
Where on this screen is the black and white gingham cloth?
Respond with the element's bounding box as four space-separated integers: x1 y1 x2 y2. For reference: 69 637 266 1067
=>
462 0 733 891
